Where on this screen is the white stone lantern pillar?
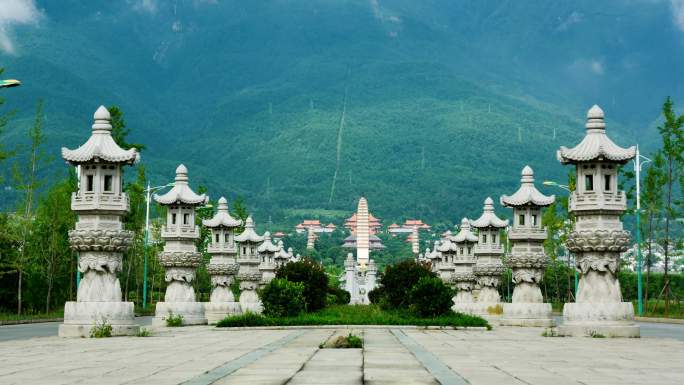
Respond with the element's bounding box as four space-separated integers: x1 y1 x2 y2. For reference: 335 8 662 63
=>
470 197 509 321
152 164 208 326
202 197 242 324
557 105 639 337
59 106 140 337
500 166 555 327
258 231 279 287
451 218 479 313
235 216 264 313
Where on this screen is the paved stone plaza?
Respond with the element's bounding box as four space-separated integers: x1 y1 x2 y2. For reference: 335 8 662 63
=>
1 326 683 385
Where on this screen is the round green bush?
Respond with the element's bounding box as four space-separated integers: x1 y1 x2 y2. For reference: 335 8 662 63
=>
408 276 454 317
258 278 306 317
375 260 435 310
276 258 329 311
327 285 351 305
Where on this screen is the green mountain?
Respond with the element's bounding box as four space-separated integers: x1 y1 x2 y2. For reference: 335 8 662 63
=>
1 0 682 226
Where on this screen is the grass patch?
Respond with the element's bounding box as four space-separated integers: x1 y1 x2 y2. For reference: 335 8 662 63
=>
136 329 152 337
634 300 684 319
320 333 363 348
589 331 606 338
166 312 184 327
216 305 489 328
90 320 113 338
0 310 63 322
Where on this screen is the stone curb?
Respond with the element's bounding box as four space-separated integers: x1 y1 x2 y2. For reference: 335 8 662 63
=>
0 318 63 326
636 316 684 325
213 324 489 331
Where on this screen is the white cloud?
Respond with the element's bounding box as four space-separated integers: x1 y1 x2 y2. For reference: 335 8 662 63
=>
672 0 684 31
0 0 42 54
568 58 605 77
590 60 604 75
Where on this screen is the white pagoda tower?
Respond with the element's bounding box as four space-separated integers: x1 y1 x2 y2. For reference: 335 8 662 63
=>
500 166 555 327
355 197 371 268
202 197 242 324
451 218 479 313
235 216 264 313
152 164 208 326
557 105 639 337
258 231 279 287
59 106 140 337
470 197 509 320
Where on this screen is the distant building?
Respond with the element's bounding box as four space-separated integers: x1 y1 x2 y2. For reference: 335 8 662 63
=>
388 219 430 235
294 220 336 234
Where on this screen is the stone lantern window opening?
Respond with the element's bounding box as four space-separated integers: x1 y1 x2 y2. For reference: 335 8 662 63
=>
482 233 487 243
519 214 525 226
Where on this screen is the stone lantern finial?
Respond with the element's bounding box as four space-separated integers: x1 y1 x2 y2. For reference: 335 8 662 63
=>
586 104 605 131
175 164 189 183
92 105 112 132
217 196 229 211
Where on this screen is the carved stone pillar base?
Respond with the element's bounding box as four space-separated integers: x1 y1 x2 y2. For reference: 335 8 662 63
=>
238 289 263 314
501 302 554 327
205 302 242 324
59 301 138 337
558 302 639 337
452 291 473 304
152 302 206 327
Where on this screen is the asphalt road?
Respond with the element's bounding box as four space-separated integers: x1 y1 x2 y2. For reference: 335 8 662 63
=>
0 316 153 342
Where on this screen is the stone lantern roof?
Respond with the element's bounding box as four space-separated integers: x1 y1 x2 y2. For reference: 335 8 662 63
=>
471 197 509 229
154 164 208 206
557 105 636 164
500 166 555 207
61 105 139 165
452 218 478 243
235 216 264 243
257 232 280 253
437 237 458 253
202 197 242 228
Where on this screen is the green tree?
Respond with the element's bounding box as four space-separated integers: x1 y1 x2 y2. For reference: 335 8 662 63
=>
32 173 77 312
657 97 684 316
108 105 146 152
11 100 47 314
641 151 666 303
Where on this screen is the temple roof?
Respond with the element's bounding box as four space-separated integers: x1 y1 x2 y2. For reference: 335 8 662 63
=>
471 197 509 229
154 164 208 206
235 216 264 243
62 106 139 165
557 105 636 164
453 218 478 243
258 232 280 253
500 166 555 207
202 197 242 228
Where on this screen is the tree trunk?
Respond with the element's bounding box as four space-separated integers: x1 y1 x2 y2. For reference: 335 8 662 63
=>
17 269 22 315
664 158 672 317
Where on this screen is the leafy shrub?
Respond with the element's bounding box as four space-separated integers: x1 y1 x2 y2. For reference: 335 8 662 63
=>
327 286 351 305
375 260 435 310
136 329 151 337
166 312 184 327
368 287 384 304
408 276 454 317
216 312 268 327
90 320 113 338
259 278 306 317
276 258 329 311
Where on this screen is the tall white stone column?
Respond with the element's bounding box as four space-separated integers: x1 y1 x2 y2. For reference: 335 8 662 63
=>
500 166 555 327
202 197 242 324
152 164 208 326
235 216 264 313
356 197 370 269
470 197 509 321
59 106 140 337
557 105 639 337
